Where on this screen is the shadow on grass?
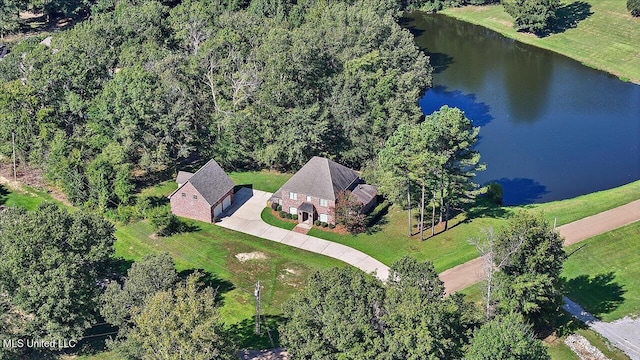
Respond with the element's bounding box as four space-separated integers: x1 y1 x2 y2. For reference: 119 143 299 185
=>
365 201 390 234
178 268 235 304
227 315 285 350
0 185 10 205
546 1 593 36
560 272 626 319
463 196 510 222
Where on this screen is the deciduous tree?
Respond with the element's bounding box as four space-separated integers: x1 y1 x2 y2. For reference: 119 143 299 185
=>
503 0 560 34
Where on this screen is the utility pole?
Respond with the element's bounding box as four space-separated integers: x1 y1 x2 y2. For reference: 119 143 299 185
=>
254 281 262 335
12 132 16 182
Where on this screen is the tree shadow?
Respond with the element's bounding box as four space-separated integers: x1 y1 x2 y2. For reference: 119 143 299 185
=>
560 272 626 319
426 51 455 74
227 315 286 350
464 196 510 222
545 1 593 36
420 86 494 127
493 178 548 205
0 185 10 205
365 201 390 234
178 269 235 304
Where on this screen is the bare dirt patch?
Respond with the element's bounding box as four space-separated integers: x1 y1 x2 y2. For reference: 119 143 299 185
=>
235 252 268 262
0 162 71 206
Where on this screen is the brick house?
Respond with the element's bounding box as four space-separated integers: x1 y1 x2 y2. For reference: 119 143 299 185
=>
169 159 234 223
270 156 377 225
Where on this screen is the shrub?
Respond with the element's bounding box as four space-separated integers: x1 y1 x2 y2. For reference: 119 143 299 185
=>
328 223 336 229
292 214 298 220
485 182 504 205
321 222 328 227
314 220 321 226
286 213 293 219
271 202 279 211
279 211 286 218
149 206 185 236
629 0 640 16
277 205 282 211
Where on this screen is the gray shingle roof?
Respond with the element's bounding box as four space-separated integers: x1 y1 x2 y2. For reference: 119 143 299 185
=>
176 171 194 185
351 184 377 204
170 159 234 205
277 157 360 201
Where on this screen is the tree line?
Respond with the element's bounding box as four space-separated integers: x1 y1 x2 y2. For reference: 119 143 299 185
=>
281 210 565 359
0 0 431 211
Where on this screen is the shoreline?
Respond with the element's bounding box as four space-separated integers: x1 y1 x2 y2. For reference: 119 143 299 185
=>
439 4 640 85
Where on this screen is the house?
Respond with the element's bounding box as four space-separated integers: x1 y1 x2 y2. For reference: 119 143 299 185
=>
169 159 234 223
270 156 377 225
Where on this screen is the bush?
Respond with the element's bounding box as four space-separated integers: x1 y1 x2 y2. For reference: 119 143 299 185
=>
485 182 504 205
271 202 279 211
149 206 185 236
279 211 286 218
286 213 293 219
321 222 328 227
328 223 336 229
629 0 640 16
314 220 321 226
277 204 282 211
292 214 298 220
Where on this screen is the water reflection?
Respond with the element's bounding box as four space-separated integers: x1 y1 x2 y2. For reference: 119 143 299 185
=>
494 178 549 206
420 86 493 127
503 42 552 124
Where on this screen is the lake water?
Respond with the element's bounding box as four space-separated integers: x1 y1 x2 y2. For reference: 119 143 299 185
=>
403 13 640 205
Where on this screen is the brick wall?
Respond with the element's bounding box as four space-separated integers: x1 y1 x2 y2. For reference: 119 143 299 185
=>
280 190 335 224
170 182 212 223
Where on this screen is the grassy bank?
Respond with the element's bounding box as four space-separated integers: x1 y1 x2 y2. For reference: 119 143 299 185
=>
562 221 640 322
441 0 640 84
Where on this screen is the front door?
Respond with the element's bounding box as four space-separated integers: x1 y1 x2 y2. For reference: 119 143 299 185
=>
302 212 309 223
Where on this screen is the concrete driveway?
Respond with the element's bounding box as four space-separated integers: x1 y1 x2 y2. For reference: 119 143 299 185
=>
217 187 389 281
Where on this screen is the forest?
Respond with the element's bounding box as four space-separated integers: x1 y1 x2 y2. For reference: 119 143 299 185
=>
0 0 440 211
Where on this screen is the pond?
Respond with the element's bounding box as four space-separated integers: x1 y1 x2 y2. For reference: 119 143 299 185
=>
403 13 640 205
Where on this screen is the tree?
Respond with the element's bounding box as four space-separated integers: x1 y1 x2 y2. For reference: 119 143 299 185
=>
280 267 386 359
493 211 566 328
629 0 640 17
383 257 476 359
465 312 550 360
101 253 178 332
118 273 235 360
503 0 560 34
333 190 367 234
0 203 115 342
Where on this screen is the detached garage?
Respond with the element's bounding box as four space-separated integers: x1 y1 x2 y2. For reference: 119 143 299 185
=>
169 158 235 223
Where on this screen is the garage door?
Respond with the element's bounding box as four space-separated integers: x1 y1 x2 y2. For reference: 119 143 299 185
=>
214 203 223 217
222 195 231 209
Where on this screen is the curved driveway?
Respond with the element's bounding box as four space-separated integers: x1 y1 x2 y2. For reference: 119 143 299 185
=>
217 187 389 281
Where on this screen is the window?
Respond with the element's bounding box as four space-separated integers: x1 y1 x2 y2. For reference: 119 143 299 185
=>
289 207 297 215
289 192 297 200
319 214 328 223
320 198 329 207
181 193 186 198
306 195 312 202
193 195 198 199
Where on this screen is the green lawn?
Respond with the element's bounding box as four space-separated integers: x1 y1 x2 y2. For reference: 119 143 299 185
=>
114 217 345 350
441 0 640 84
261 207 296 230
562 221 640 322
228 170 292 193
0 184 63 210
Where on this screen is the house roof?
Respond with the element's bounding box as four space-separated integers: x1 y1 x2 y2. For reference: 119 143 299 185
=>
176 171 194 184
351 184 377 205
169 159 234 205
298 202 315 213
275 156 360 201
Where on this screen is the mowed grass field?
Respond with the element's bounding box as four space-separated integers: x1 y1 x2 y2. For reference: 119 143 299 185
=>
562 221 640 322
441 0 640 83
261 178 640 273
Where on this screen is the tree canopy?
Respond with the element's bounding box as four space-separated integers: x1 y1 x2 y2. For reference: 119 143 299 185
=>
280 257 478 359
503 0 560 34
0 0 432 211
0 203 115 346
